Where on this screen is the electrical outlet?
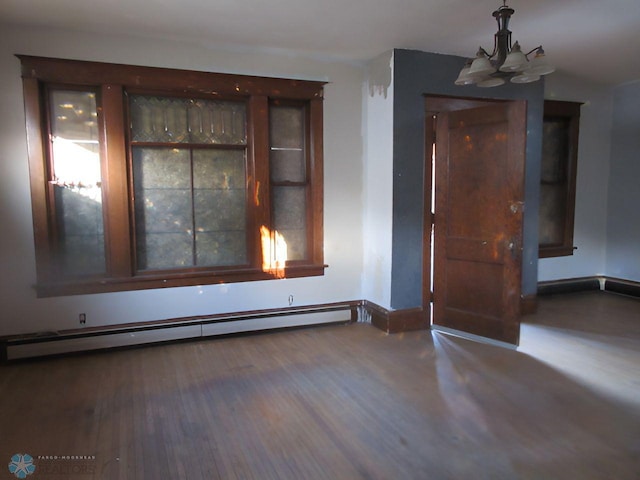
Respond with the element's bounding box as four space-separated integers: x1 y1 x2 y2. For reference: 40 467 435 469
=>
79 313 86 325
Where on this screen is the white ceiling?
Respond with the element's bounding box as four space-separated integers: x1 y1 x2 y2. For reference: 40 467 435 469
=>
2 0 640 86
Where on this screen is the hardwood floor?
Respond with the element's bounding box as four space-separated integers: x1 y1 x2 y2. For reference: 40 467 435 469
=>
0 291 638 479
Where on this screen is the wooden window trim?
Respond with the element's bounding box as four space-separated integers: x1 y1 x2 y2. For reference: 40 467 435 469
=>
19 56 326 297
538 99 581 259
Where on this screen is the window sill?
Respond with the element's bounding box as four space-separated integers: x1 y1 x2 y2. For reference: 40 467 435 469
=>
35 264 328 297
538 245 576 258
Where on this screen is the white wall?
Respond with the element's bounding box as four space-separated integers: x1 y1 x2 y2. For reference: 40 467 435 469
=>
0 24 366 336
538 73 614 281
361 51 394 308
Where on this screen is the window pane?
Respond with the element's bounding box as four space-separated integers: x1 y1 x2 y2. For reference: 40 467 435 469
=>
269 105 308 261
541 118 569 183
130 95 246 145
49 90 105 276
133 148 193 270
539 184 567 245
270 106 304 148
272 186 307 260
193 150 245 190
133 147 247 270
270 149 306 183
540 117 570 246
139 232 194 270
270 105 306 182
196 231 246 266
193 150 247 266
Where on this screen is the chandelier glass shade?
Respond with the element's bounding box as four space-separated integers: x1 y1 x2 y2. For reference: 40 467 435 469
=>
455 1 554 87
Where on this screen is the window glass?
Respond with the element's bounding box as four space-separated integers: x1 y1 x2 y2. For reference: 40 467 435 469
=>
129 95 246 145
272 186 307 260
538 100 581 258
269 104 307 260
48 89 105 276
539 117 570 245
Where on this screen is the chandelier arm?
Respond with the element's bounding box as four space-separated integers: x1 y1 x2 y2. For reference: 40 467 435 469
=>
480 46 493 59
524 45 543 57
487 32 499 59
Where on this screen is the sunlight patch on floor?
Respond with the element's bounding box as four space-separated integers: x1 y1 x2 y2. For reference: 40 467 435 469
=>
519 322 640 408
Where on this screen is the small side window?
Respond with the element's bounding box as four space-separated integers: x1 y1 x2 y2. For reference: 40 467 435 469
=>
539 100 581 258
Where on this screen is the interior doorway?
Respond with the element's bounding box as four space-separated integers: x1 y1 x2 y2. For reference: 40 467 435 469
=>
424 96 527 346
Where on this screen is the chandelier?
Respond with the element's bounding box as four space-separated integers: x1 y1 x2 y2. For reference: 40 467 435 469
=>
455 1 554 87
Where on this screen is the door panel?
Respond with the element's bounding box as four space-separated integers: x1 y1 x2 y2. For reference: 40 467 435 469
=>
432 100 526 346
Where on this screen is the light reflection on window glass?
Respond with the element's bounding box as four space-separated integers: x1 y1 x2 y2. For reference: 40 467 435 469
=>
49 90 105 276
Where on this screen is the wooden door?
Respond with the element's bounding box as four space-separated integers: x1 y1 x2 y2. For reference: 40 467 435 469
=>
432 100 527 346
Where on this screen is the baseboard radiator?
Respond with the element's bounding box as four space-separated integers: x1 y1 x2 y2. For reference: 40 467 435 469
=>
1 302 359 361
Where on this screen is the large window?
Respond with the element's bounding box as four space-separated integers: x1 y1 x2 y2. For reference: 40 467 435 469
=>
19 56 325 296
538 100 581 258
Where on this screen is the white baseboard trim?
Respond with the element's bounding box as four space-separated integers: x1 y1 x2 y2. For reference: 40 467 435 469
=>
7 325 202 360
201 310 347 337
4 308 353 361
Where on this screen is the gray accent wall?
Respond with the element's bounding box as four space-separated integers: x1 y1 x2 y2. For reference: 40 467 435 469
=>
607 80 640 282
390 49 544 309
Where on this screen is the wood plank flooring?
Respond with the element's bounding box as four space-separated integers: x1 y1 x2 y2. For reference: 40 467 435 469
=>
0 291 638 479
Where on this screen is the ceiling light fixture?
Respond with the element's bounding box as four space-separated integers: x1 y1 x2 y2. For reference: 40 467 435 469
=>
455 1 554 87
